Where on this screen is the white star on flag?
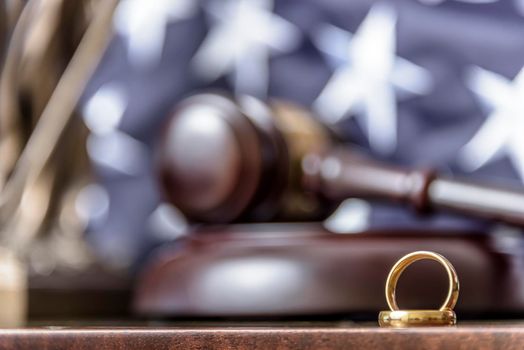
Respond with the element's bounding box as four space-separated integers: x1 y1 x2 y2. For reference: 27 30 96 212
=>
114 0 197 69
516 0 524 16
312 3 433 155
82 84 148 176
459 66 524 180
191 0 301 98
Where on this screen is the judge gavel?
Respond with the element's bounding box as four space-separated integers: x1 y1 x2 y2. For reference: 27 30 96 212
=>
158 92 524 226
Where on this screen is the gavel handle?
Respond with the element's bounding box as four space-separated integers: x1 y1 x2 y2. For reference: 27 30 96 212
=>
303 147 524 227
429 178 524 226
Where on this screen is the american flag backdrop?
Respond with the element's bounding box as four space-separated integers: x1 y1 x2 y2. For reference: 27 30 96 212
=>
79 0 524 268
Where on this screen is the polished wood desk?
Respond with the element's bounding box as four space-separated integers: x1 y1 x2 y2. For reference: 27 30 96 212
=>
20 230 524 349
2 322 524 349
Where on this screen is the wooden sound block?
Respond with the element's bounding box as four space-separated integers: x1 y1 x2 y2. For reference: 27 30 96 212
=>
133 224 522 318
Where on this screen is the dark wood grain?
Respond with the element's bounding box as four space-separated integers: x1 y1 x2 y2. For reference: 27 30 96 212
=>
1 323 524 349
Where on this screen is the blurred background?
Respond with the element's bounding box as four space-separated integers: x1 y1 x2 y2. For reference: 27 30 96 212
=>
82 0 524 266
3 0 524 324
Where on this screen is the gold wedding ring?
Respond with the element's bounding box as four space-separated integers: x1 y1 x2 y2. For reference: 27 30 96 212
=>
379 251 459 327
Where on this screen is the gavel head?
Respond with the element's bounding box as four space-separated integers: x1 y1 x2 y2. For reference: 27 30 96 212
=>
158 92 333 223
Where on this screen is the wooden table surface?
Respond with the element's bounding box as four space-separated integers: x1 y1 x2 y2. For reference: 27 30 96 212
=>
2 321 524 349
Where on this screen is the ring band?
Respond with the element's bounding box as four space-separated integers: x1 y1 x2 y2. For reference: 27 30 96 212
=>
385 251 459 311
379 309 456 327
379 251 460 327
